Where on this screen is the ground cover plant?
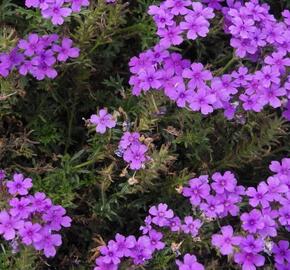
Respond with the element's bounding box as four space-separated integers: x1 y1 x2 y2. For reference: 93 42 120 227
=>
0 0 289 269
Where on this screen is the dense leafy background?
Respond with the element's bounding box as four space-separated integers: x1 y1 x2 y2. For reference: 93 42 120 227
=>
0 0 289 269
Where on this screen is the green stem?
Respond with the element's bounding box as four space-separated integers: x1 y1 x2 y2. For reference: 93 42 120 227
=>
73 157 98 170
216 56 238 76
151 94 159 114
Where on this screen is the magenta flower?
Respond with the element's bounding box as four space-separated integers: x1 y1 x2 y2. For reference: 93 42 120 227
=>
149 203 174 226
6 173 33 196
176 253 204 270
240 209 264 233
212 225 241 255
90 109 116 134
52 38 80 62
0 211 23 240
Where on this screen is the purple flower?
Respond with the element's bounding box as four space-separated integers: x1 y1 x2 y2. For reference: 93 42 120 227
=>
90 109 116 134
255 65 280 88
149 203 174 227
0 211 23 240
269 158 290 178
19 222 42 245
123 143 148 170
168 216 181 232
182 63 212 89
200 195 224 218
176 253 204 270
41 0 72 25
18 33 43 56
71 0 89 12
240 209 264 233
6 173 33 196
100 242 121 265
148 229 165 250
0 169 5 181
165 0 191 15
182 176 210 206
211 171 237 194
241 235 264 253
180 14 210 40
181 216 202 236
266 176 288 202
188 87 216 115
234 249 265 270
273 241 290 264
114 234 136 257
42 205 72 231
34 229 62 257
140 216 152 234
119 132 140 149
29 192 52 213
157 24 183 48
212 225 241 255
131 235 153 265
52 38 80 62
139 68 163 91
9 197 32 219
246 182 272 208
279 206 290 226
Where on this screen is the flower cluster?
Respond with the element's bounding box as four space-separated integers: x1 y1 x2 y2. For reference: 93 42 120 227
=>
0 33 79 80
94 156 290 269
117 132 149 170
0 172 71 257
25 0 89 25
94 202 204 270
183 157 290 270
129 0 290 120
148 1 215 48
89 108 116 134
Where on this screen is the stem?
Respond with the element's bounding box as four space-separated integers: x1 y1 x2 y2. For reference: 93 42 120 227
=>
151 94 159 114
216 56 238 76
73 157 98 169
